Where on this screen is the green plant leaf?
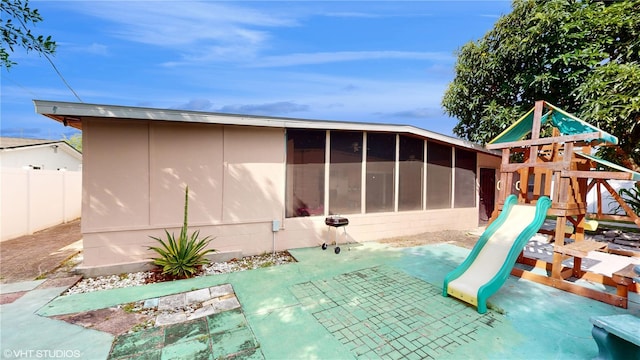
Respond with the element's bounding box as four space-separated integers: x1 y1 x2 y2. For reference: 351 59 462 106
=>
147 186 215 278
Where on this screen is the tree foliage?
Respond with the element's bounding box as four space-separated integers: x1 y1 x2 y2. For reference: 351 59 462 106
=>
63 133 82 152
1 0 56 69
443 0 640 169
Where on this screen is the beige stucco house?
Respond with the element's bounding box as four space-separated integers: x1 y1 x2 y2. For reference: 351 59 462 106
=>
35 100 501 275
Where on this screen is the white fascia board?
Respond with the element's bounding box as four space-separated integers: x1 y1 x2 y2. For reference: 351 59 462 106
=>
0 141 82 159
34 99 498 156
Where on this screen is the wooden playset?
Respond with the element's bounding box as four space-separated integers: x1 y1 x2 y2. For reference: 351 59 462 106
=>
485 100 640 308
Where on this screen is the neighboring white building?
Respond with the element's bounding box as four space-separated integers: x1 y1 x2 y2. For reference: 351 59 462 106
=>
0 137 82 171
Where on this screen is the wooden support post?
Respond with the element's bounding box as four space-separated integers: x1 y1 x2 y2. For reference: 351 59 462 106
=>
528 101 544 171
552 216 567 279
575 214 585 242
519 168 529 202
597 181 603 218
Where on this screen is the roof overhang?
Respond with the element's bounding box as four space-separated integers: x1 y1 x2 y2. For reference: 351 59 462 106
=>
34 99 498 156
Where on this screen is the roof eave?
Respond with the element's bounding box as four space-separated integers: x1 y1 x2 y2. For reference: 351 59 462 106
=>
33 99 498 156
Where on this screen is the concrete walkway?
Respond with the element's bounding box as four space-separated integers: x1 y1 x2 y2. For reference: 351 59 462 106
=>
0 279 113 359
3 242 639 359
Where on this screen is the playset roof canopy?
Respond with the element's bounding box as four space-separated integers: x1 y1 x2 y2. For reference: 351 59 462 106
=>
488 101 618 146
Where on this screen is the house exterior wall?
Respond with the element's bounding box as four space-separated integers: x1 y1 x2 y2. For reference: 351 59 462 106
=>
82 118 286 266
80 117 501 270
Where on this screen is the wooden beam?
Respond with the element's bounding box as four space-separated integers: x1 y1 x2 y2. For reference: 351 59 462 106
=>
510 268 628 308
560 170 634 180
554 240 607 258
485 132 604 150
532 101 543 140
502 162 567 173
596 180 603 217
587 213 640 227
528 101 544 167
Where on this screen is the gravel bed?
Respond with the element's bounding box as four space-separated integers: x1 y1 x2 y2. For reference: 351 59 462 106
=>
64 251 295 295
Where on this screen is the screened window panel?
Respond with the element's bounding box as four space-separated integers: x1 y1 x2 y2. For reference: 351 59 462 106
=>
329 131 363 214
399 135 424 211
454 148 477 208
366 133 396 213
285 129 325 218
426 142 452 209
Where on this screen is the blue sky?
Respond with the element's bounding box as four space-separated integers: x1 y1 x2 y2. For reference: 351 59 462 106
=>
1 1 512 140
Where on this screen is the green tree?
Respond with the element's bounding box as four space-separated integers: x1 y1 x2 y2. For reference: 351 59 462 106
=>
442 0 640 170
63 133 82 152
1 0 56 69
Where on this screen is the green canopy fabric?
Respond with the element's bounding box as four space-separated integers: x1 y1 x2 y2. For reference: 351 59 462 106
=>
576 152 640 181
488 102 618 145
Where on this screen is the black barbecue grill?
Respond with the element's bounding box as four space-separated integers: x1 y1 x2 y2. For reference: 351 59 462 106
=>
323 216 349 254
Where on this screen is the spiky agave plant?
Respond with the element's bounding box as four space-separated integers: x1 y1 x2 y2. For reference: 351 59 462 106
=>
148 186 215 279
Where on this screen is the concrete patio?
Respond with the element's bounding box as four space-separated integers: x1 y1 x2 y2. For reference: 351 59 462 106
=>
2 241 638 359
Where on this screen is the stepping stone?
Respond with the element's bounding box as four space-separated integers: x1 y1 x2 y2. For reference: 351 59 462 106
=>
209 284 234 298
158 293 185 311
156 312 187 326
109 327 164 359
213 297 241 312
207 308 246 334
186 305 217 321
143 298 159 309
185 288 211 305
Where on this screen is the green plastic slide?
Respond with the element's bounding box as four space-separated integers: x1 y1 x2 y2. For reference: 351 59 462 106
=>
442 194 552 314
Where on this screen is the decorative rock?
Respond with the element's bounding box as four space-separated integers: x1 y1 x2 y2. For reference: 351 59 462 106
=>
613 239 640 248
620 233 640 241
63 251 295 296
604 230 622 238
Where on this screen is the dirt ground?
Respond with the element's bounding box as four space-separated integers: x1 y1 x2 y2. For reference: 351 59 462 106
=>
378 229 480 249
0 219 82 284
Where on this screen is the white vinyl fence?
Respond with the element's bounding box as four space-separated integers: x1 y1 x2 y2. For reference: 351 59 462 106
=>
1 168 81 241
586 179 637 215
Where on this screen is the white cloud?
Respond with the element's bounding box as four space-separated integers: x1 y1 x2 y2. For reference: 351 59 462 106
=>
85 43 109 56
217 101 310 115
320 12 383 18
70 1 297 62
249 51 454 68
377 107 444 119
171 99 214 111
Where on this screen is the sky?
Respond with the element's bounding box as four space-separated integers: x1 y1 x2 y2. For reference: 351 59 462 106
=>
1 0 513 141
